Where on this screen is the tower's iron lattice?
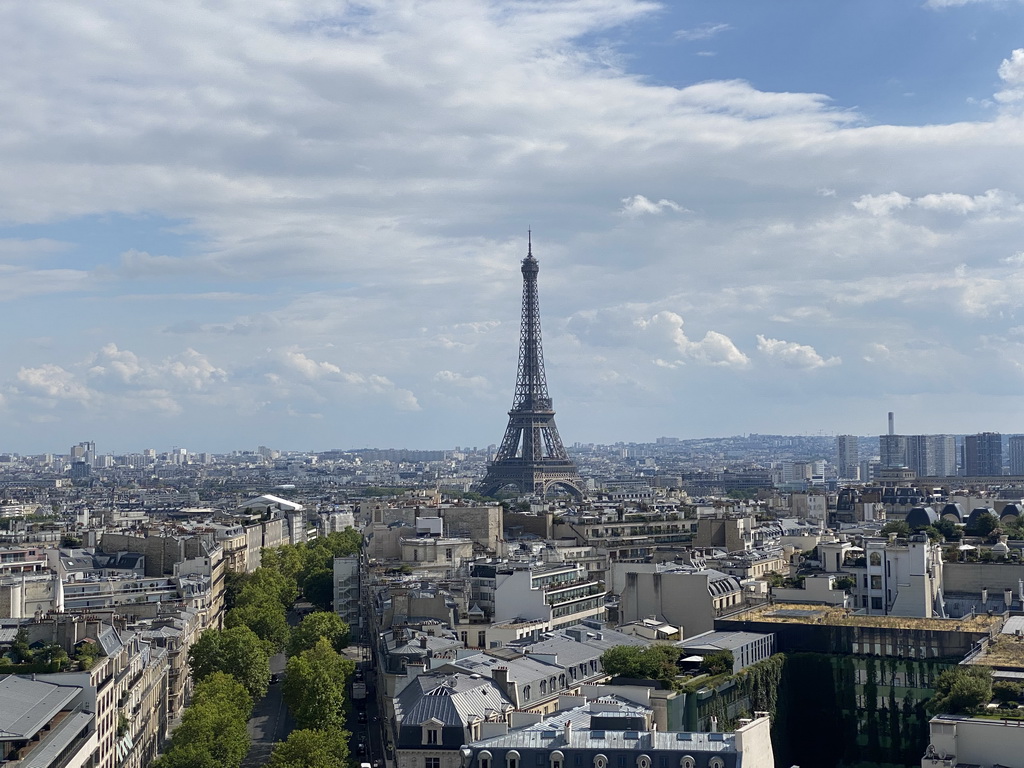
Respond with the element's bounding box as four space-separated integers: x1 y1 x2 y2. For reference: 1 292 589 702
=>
477 238 584 499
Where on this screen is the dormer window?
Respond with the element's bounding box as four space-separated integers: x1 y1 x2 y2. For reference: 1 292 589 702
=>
422 718 443 746
507 750 520 768
550 750 564 768
480 751 492 768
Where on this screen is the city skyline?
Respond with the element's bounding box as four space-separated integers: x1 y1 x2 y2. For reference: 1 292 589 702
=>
4 2 1024 453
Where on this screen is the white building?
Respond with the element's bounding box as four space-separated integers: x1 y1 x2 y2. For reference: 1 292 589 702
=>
922 714 1024 767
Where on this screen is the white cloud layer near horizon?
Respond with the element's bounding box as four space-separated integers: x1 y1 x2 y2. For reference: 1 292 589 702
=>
1 2 1024 452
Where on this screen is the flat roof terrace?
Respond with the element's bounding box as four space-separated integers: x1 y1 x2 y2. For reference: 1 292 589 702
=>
729 603 1002 633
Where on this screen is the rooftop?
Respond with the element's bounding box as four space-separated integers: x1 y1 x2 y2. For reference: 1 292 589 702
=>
966 635 1024 670
733 603 1001 632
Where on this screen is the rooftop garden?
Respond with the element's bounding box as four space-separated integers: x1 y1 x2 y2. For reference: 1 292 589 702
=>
737 602 1001 632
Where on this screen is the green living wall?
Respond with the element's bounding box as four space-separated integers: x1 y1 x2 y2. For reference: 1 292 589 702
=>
681 653 950 768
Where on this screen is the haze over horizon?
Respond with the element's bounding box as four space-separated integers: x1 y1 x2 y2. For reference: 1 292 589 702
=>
4 1 1024 455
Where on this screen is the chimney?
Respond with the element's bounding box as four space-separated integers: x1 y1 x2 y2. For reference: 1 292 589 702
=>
981 588 988 604
420 635 428 648
564 720 572 743
1006 588 1014 609
888 412 894 436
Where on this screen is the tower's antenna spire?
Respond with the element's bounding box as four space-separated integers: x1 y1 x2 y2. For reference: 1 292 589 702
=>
527 229 532 257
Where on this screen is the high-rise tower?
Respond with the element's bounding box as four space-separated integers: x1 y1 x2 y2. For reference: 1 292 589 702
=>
477 237 584 499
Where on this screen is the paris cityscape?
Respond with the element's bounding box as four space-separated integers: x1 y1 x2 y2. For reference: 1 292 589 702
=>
5 2 1024 768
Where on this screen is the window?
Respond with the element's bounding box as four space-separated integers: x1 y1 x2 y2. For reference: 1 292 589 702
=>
709 760 724 768
870 552 881 566
593 755 607 768
870 575 882 590
481 751 492 768
427 729 439 745
871 597 883 610
680 758 695 768
446 548 453 561
540 680 547 695
523 685 531 702
637 756 651 768
426 759 441 768
550 751 564 768
508 751 520 768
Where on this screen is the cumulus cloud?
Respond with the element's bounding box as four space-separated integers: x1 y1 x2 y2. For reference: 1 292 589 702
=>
996 48 1024 105
756 335 840 369
3 3 1024 445
619 195 689 217
15 364 94 404
269 348 421 411
639 312 750 368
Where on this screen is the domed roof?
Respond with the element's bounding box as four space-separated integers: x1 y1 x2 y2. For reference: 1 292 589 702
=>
1001 503 1023 521
906 506 938 529
968 507 996 528
941 503 965 522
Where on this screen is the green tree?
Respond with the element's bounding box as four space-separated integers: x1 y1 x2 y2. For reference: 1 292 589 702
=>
162 698 250 768
224 570 252 611
288 612 351 656
11 628 32 663
238 566 298 610
192 671 254 720
927 666 993 715
934 518 962 542
269 728 351 768
188 625 271 701
600 645 681 684
966 512 1000 539
261 544 306 584
283 638 355 730
302 569 335 612
881 520 911 537
225 600 291 654
699 650 734 676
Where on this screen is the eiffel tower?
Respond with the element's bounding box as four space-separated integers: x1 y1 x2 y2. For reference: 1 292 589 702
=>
477 236 584 499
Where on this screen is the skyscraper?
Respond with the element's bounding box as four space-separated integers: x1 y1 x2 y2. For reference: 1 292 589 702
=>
1009 435 1024 475
836 435 859 479
477 237 583 499
964 432 1002 476
905 435 956 477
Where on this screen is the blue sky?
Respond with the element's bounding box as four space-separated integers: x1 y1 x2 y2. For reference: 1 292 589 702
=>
3 0 1024 455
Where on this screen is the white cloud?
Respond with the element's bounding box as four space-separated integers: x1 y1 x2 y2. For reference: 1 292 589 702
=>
640 312 750 368
756 335 840 369
434 370 489 390
3 4 1024 446
852 192 912 216
996 48 1024 105
619 194 688 217
674 23 731 41
15 364 94 404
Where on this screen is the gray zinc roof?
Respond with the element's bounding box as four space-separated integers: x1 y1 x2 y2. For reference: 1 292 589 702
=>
0 675 80 740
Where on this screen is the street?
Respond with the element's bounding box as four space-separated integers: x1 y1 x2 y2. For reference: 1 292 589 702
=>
241 650 293 768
